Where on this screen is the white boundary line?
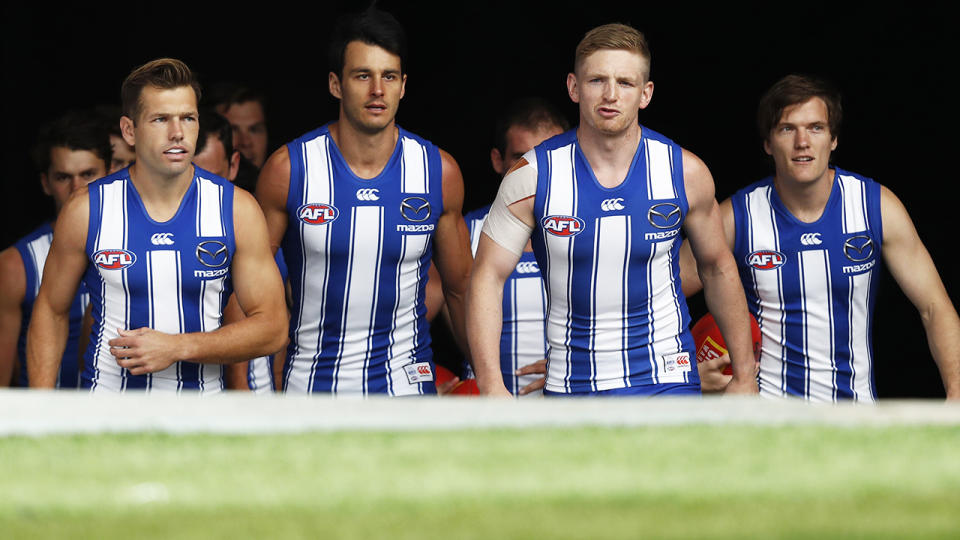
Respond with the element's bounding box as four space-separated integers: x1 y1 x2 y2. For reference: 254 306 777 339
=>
2 390 959 436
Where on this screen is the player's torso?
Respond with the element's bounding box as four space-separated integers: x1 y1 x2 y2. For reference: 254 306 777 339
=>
530 128 697 393
732 169 882 402
81 168 236 393
15 223 89 388
282 125 442 395
466 207 547 396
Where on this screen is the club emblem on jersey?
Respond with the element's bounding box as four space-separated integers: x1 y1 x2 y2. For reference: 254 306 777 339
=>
400 197 431 222
196 241 229 268
542 215 584 237
746 250 786 270
647 203 682 229
298 203 339 225
515 261 540 274
843 235 874 262
93 249 136 270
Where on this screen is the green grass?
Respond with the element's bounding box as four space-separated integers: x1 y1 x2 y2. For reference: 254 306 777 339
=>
2 425 959 538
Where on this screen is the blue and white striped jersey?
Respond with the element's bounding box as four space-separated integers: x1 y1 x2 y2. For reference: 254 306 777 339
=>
81 166 235 393
465 205 547 396
732 169 882 402
14 222 89 388
281 125 441 395
245 249 288 393
530 128 698 393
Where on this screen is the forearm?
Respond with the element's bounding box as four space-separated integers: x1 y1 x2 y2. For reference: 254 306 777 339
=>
920 302 960 398
178 311 287 365
466 274 509 394
699 257 755 384
26 305 69 388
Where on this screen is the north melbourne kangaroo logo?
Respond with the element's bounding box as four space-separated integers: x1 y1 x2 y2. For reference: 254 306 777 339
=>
601 198 625 211
356 188 380 201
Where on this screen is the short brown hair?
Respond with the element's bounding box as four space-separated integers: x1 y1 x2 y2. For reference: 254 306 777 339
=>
757 74 842 141
121 58 201 123
574 23 651 79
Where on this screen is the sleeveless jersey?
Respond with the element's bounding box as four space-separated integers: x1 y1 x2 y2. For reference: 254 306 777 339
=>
465 205 547 396
530 128 698 393
282 125 442 395
245 249 288 393
14 223 90 388
731 168 882 402
81 166 236 393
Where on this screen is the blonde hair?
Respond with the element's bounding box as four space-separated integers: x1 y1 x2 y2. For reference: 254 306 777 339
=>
574 23 651 78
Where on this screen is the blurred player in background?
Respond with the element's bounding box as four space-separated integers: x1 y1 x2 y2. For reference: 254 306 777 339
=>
681 74 960 400
0 110 110 387
27 58 286 392
256 8 473 395
468 23 758 396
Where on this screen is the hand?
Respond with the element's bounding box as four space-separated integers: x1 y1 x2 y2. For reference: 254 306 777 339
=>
697 353 732 394
436 374 461 396
516 358 547 396
108 327 183 375
722 372 760 395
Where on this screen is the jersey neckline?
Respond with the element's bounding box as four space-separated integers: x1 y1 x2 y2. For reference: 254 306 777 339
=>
124 166 199 226
322 123 405 185
768 167 841 228
573 126 647 193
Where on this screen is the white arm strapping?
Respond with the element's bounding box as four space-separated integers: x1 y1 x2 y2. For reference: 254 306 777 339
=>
480 162 537 257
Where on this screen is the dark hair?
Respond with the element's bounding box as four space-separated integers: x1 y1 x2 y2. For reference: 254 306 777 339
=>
32 109 112 172
94 104 124 138
328 7 407 77
494 98 570 154
121 58 202 122
757 74 842 140
207 81 267 119
196 107 234 158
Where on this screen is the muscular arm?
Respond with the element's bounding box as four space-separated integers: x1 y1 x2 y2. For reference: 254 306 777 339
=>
681 150 756 394
109 189 288 374
432 150 474 376
880 186 960 398
0 247 26 386
678 198 736 297
27 190 90 388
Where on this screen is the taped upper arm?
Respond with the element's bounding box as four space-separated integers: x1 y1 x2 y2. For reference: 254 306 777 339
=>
480 161 537 256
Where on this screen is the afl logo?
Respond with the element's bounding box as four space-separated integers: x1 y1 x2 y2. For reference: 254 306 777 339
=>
746 250 786 270
843 235 874 262
648 203 682 229
297 203 339 225
541 215 584 237
94 249 136 270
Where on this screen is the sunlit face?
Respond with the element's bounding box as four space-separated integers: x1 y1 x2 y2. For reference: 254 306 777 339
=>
222 100 267 168
41 147 107 213
490 123 565 176
121 85 199 180
109 134 135 173
567 49 653 136
329 41 406 135
193 133 238 181
764 97 838 186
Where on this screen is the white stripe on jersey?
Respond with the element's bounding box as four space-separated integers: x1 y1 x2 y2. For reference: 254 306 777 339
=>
401 136 429 194
25 235 52 296
197 177 226 237
647 237 686 384
146 250 186 391
91 181 130 392
746 186 788 397
386 233 430 396
590 215 630 390
287 136 334 393
249 356 273 393
645 139 677 200
797 250 835 401
543 145 578 393
333 206 384 393
840 174 868 233
848 271 875 402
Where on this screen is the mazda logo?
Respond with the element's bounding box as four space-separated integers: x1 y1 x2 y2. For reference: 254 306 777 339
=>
648 203 681 229
400 197 431 222
196 240 229 268
843 235 874 262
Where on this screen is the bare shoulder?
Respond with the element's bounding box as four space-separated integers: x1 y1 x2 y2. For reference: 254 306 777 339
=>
0 245 26 299
438 148 465 210
233 185 262 216
52 186 90 247
256 145 291 204
681 148 716 207
879 184 916 241
439 148 463 182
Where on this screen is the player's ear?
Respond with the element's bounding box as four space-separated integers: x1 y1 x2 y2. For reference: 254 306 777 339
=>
638 80 654 110
490 148 503 175
228 151 240 182
566 73 580 103
120 115 136 146
399 73 407 100
328 72 342 99
763 138 772 156
830 136 838 152
40 172 52 196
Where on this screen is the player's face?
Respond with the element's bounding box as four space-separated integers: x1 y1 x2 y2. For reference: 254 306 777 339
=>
567 49 653 136
491 124 565 176
41 147 107 213
330 41 406 135
764 97 838 186
193 134 239 181
122 85 199 180
109 134 136 173
222 100 267 168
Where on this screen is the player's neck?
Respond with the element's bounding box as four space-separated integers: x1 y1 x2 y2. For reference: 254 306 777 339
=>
576 123 641 189
773 167 836 223
128 163 195 223
328 120 399 180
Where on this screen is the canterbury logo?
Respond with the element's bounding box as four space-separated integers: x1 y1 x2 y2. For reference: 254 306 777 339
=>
515 261 539 274
800 233 822 246
356 188 380 201
150 233 175 246
601 198 625 211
